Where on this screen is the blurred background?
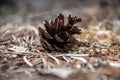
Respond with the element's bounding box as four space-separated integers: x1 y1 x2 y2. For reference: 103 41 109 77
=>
0 0 120 27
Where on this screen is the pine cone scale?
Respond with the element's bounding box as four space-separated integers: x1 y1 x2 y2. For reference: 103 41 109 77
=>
55 34 64 42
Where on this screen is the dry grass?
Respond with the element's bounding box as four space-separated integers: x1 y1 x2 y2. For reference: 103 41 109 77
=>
0 17 120 80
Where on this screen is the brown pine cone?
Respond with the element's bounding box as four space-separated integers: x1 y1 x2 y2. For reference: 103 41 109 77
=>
38 13 82 52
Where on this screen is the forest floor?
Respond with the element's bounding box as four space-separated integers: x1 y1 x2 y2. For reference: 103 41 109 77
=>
0 0 120 80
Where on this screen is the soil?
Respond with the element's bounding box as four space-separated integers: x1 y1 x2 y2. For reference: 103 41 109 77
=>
0 0 120 80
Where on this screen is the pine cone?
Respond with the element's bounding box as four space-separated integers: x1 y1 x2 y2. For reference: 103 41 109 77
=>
38 13 82 52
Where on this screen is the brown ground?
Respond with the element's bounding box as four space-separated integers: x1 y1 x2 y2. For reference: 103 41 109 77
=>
0 0 120 80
